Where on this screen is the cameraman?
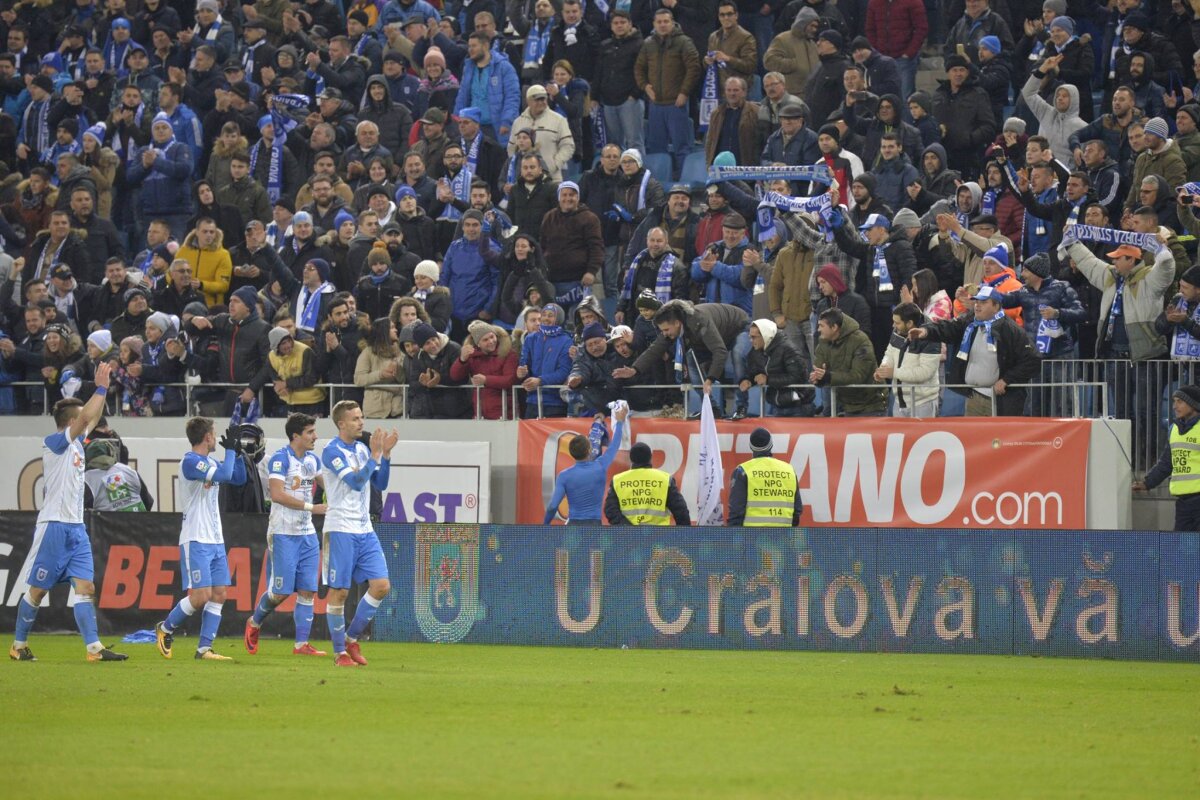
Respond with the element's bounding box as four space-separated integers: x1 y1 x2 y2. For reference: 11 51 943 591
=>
219 424 269 513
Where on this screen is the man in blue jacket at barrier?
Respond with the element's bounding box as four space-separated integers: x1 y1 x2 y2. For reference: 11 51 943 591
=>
441 209 501 341
690 212 753 314
518 302 573 417
454 31 520 144
543 404 628 524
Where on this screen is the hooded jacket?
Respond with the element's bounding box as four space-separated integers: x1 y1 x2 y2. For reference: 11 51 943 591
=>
359 75 414 159
746 320 815 409
804 51 852 130
448 325 519 419
870 153 922 211
1126 139 1188 213
452 51 521 146
1020 75 1085 161
763 10 821 95
442 234 502 321
519 321 573 410
907 143 961 213
494 237 556 326
632 300 749 381
811 314 886 414
845 94 923 169
932 70 997 177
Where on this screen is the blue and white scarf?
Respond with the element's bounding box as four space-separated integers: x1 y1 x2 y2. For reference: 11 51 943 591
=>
464 131 482 174
1109 14 1127 80
587 415 610 458
958 309 1006 360
620 250 676 302
23 98 51 158
761 189 836 241
871 241 893 292
708 164 832 185
112 102 145 166
194 15 226 43
523 18 553 69
981 187 997 216
242 40 266 75
104 39 131 74
591 104 607 150
1035 305 1062 355
231 396 261 425
440 167 472 221
1105 275 1125 343
1064 224 1162 253
256 93 308 204
296 282 333 332
699 54 721 134
1065 198 1083 227
673 336 685 383
634 168 651 211
1170 297 1200 360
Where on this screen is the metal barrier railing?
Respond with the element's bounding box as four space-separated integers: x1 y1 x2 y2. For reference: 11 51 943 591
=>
829 381 1109 419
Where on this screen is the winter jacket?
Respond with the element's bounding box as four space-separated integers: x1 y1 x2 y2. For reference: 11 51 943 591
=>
812 288 873 336
944 9 1014 65
125 139 193 216
1126 140 1188 212
845 96 923 170
691 238 754 313
509 108 575 181
579 164 624 244
1068 109 1145 170
984 182 1027 262
199 311 273 392
594 31 644 106
907 142 961 212
870 154 921 211
634 23 702 102
539 204 605 284
176 230 233 307
355 271 413 322
509 174 559 236
1067 241 1175 360
453 53 521 145
441 234 502 322
833 221 916 310
865 0 928 60
1114 31 1183 91
976 56 1011 126
932 75 997 177
760 124 821 168
811 315 885 414
705 101 763 164
408 334 471 419
1021 74 1086 162
625 208 702 271
616 248 691 321
921 310 1039 413
707 23 758 91
746 330 815 409
520 324 573 410
881 331 941 409
396 208 438 261
768 236 816 323
764 27 820 96
1043 35 1095 121
354 346 406 419
632 300 749 381
804 52 851 128
448 326 519 419
1000 278 1086 358
545 17 602 81
217 176 272 227
940 227 1015 290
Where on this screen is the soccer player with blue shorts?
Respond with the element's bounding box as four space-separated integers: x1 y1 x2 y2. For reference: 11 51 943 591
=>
322 400 397 668
10 362 127 662
244 412 329 657
155 417 247 661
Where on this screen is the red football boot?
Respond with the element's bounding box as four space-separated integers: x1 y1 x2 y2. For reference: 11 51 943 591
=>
244 619 260 655
345 640 368 666
293 643 328 656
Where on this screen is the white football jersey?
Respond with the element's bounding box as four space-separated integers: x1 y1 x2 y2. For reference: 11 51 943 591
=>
267 445 320 536
179 452 225 545
320 438 375 534
37 430 86 525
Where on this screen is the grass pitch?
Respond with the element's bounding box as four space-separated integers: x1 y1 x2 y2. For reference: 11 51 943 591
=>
2 637 1197 799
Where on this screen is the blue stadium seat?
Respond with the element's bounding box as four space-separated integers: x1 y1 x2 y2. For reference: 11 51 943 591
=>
679 151 710 189
747 73 763 102
643 152 675 185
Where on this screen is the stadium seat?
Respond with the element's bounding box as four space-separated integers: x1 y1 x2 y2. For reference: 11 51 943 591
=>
643 152 675 185
747 73 763 102
679 151 710 189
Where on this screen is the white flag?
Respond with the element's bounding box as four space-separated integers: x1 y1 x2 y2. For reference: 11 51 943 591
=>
696 399 724 526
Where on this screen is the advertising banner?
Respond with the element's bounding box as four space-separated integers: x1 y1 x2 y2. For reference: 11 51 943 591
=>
0 437 490 523
517 418 1091 529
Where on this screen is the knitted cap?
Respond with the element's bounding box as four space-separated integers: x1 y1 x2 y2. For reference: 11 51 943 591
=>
1144 117 1169 141
635 289 663 311
412 322 438 346
414 260 440 281
749 427 773 455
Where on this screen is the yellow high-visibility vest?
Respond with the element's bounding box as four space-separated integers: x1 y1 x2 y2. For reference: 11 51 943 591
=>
1169 423 1200 496
741 457 797 526
612 468 672 525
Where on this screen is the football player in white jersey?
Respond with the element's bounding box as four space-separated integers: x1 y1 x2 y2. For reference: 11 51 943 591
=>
320 400 398 667
155 417 247 661
244 412 329 656
10 362 127 662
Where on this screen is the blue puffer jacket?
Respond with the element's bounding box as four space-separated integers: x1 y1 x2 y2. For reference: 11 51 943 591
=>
520 326 573 409
126 139 194 216
441 234 501 320
453 55 520 145
999 276 1086 358
691 239 752 314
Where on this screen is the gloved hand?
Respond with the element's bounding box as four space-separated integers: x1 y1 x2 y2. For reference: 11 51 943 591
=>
611 203 633 223
826 207 845 230
219 424 241 452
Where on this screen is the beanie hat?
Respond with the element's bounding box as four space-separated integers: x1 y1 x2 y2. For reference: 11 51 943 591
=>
1181 265 1200 288
629 442 653 467
1124 11 1150 31
1003 117 1027 135
979 35 1002 55
817 123 840 143
892 208 921 229
87 330 113 354
815 263 847 294
119 336 143 358
558 180 579 199
851 172 876 194
268 327 292 351
82 122 106 146
414 260 440 281
31 75 53 94
463 209 484 224
1049 16 1074 36
582 322 607 341
850 36 871 52
412 322 438 346
467 319 495 344
1043 0 1067 15
749 427 773 455
57 118 78 138
292 210 313 225
396 184 417 202
1179 104 1200 129
620 148 642 168
146 311 175 335
1144 117 1169 141
944 54 971 71
713 151 737 168
424 47 446 68
398 321 418 343
1023 252 1051 278
635 289 663 311
123 286 150 305
982 244 1009 268
817 29 843 50
232 286 260 311
348 9 370 26
333 208 355 231
307 258 331 283
183 301 210 317
1173 385 1200 413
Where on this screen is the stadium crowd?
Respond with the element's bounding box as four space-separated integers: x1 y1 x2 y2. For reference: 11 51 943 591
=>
0 0 1197 422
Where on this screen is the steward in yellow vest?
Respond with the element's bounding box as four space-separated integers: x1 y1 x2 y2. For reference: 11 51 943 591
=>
1134 386 1200 531
727 427 803 526
266 327 327 412
604 442 692 525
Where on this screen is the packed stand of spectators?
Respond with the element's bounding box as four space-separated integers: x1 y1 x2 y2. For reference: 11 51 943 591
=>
0 0 1196 426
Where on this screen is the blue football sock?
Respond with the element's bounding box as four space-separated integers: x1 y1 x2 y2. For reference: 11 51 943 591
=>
14 594 40 644
328 604 346 654
294 596 314 646
346 593 382 640
198 601 222 651
73 596 101 647
164 596 195 633
252 594 275 627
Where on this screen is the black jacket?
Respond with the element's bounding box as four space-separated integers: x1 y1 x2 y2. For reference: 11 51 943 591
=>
745 333 815 409
200 311 273 392
834 222 917 309
354 271 413 322
921 311 1039 413
407 336 471 419
594 32 644 106
804 52 852 128
509 174 558 236
152 282 208 319
931 75 997 177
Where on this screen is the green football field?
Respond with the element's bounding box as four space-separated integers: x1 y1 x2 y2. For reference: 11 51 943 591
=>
3 637 1197 799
